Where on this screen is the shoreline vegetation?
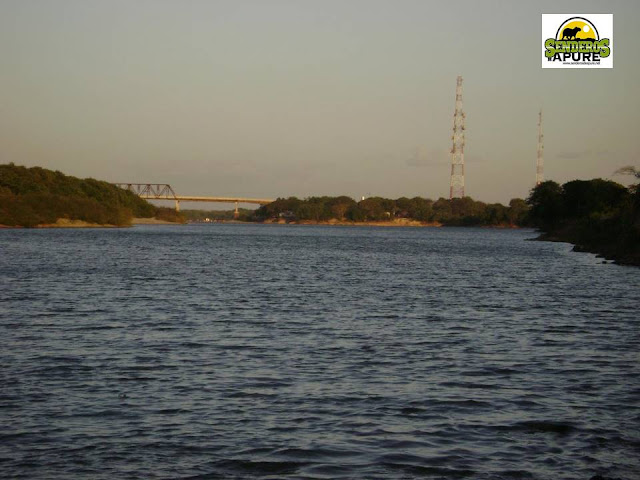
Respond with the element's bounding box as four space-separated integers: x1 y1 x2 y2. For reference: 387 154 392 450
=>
1 163 638 265
201 218 523 228
183 195 531 228
266 218 444 227
0 164 186 228
132 217 185 225
527 176 640 266
174 175 640 267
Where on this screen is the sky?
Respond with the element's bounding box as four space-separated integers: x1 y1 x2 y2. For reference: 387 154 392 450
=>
1 0 639 206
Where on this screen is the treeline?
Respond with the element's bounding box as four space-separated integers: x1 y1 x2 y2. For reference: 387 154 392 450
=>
0 163 171 227
251 195 530 226
527 176 640 265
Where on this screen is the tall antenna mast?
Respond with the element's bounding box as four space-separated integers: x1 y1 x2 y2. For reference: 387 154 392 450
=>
449 76 465 199
536 109 544 185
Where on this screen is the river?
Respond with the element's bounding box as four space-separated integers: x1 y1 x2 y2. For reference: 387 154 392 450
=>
1 224 638 479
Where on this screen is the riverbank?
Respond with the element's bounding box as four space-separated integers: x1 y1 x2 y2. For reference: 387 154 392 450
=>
190 218 524 228
0 219 119 228
527 179 640 267
0 164 190 227
224 219 523 228
132 217 184 225
41 217 184 227
535 231 640 267
1 217 184 228
37 218 120 228
265 218 443 227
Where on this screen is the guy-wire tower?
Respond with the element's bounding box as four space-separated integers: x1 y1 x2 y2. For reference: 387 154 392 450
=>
449 76 465 199
536 109 544 185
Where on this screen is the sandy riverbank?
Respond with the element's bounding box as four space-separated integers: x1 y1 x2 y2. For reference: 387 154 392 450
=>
36 218 120 228
263 218 443 227
132 217 184 225
1 217 183 228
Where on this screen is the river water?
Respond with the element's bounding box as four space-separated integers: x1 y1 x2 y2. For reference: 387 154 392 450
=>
1 225 639 479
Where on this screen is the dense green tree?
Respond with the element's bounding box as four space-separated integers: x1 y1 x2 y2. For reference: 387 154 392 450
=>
618 166 640 215
249 192 537 228
508 198 529 225
328 196 356 220
562 179 629 219
432 198 452 222
525 176 639 265
0 164 176 226
358 197 389 221
410 197 434 222
483 203 508 225
526 180 564 228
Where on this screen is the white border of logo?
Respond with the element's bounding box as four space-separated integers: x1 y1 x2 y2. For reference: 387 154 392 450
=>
542 14 613 69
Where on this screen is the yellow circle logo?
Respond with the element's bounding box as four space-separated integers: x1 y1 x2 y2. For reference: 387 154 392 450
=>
555 17 599 41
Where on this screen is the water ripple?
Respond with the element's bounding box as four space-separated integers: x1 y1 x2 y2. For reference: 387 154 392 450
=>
1 225 639 479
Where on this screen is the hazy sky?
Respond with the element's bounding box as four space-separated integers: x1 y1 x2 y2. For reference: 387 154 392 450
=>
1 0 638 205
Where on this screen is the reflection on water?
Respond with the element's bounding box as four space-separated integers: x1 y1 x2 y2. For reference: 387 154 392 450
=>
1 225 639 479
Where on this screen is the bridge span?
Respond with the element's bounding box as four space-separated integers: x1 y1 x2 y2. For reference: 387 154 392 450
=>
114 183 274 216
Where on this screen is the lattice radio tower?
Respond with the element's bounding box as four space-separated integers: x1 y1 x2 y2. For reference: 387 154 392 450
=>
449 76 465 199
536 109 544 185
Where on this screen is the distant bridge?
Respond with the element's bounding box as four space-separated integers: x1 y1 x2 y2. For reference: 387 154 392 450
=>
114 183 274 216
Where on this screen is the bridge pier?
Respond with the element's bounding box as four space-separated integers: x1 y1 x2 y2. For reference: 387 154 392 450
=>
175 200 180 212
234 201 239 219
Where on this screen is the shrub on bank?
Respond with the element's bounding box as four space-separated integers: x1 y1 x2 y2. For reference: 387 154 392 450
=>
0 164 160 227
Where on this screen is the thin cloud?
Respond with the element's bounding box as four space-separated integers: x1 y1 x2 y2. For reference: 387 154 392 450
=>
406 147 449 167
556 149 610 160
406 147 487 167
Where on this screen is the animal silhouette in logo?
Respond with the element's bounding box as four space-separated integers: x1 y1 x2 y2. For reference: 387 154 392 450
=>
562 26 581 40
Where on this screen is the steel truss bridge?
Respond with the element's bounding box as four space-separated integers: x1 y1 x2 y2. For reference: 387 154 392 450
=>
114 183 274 215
